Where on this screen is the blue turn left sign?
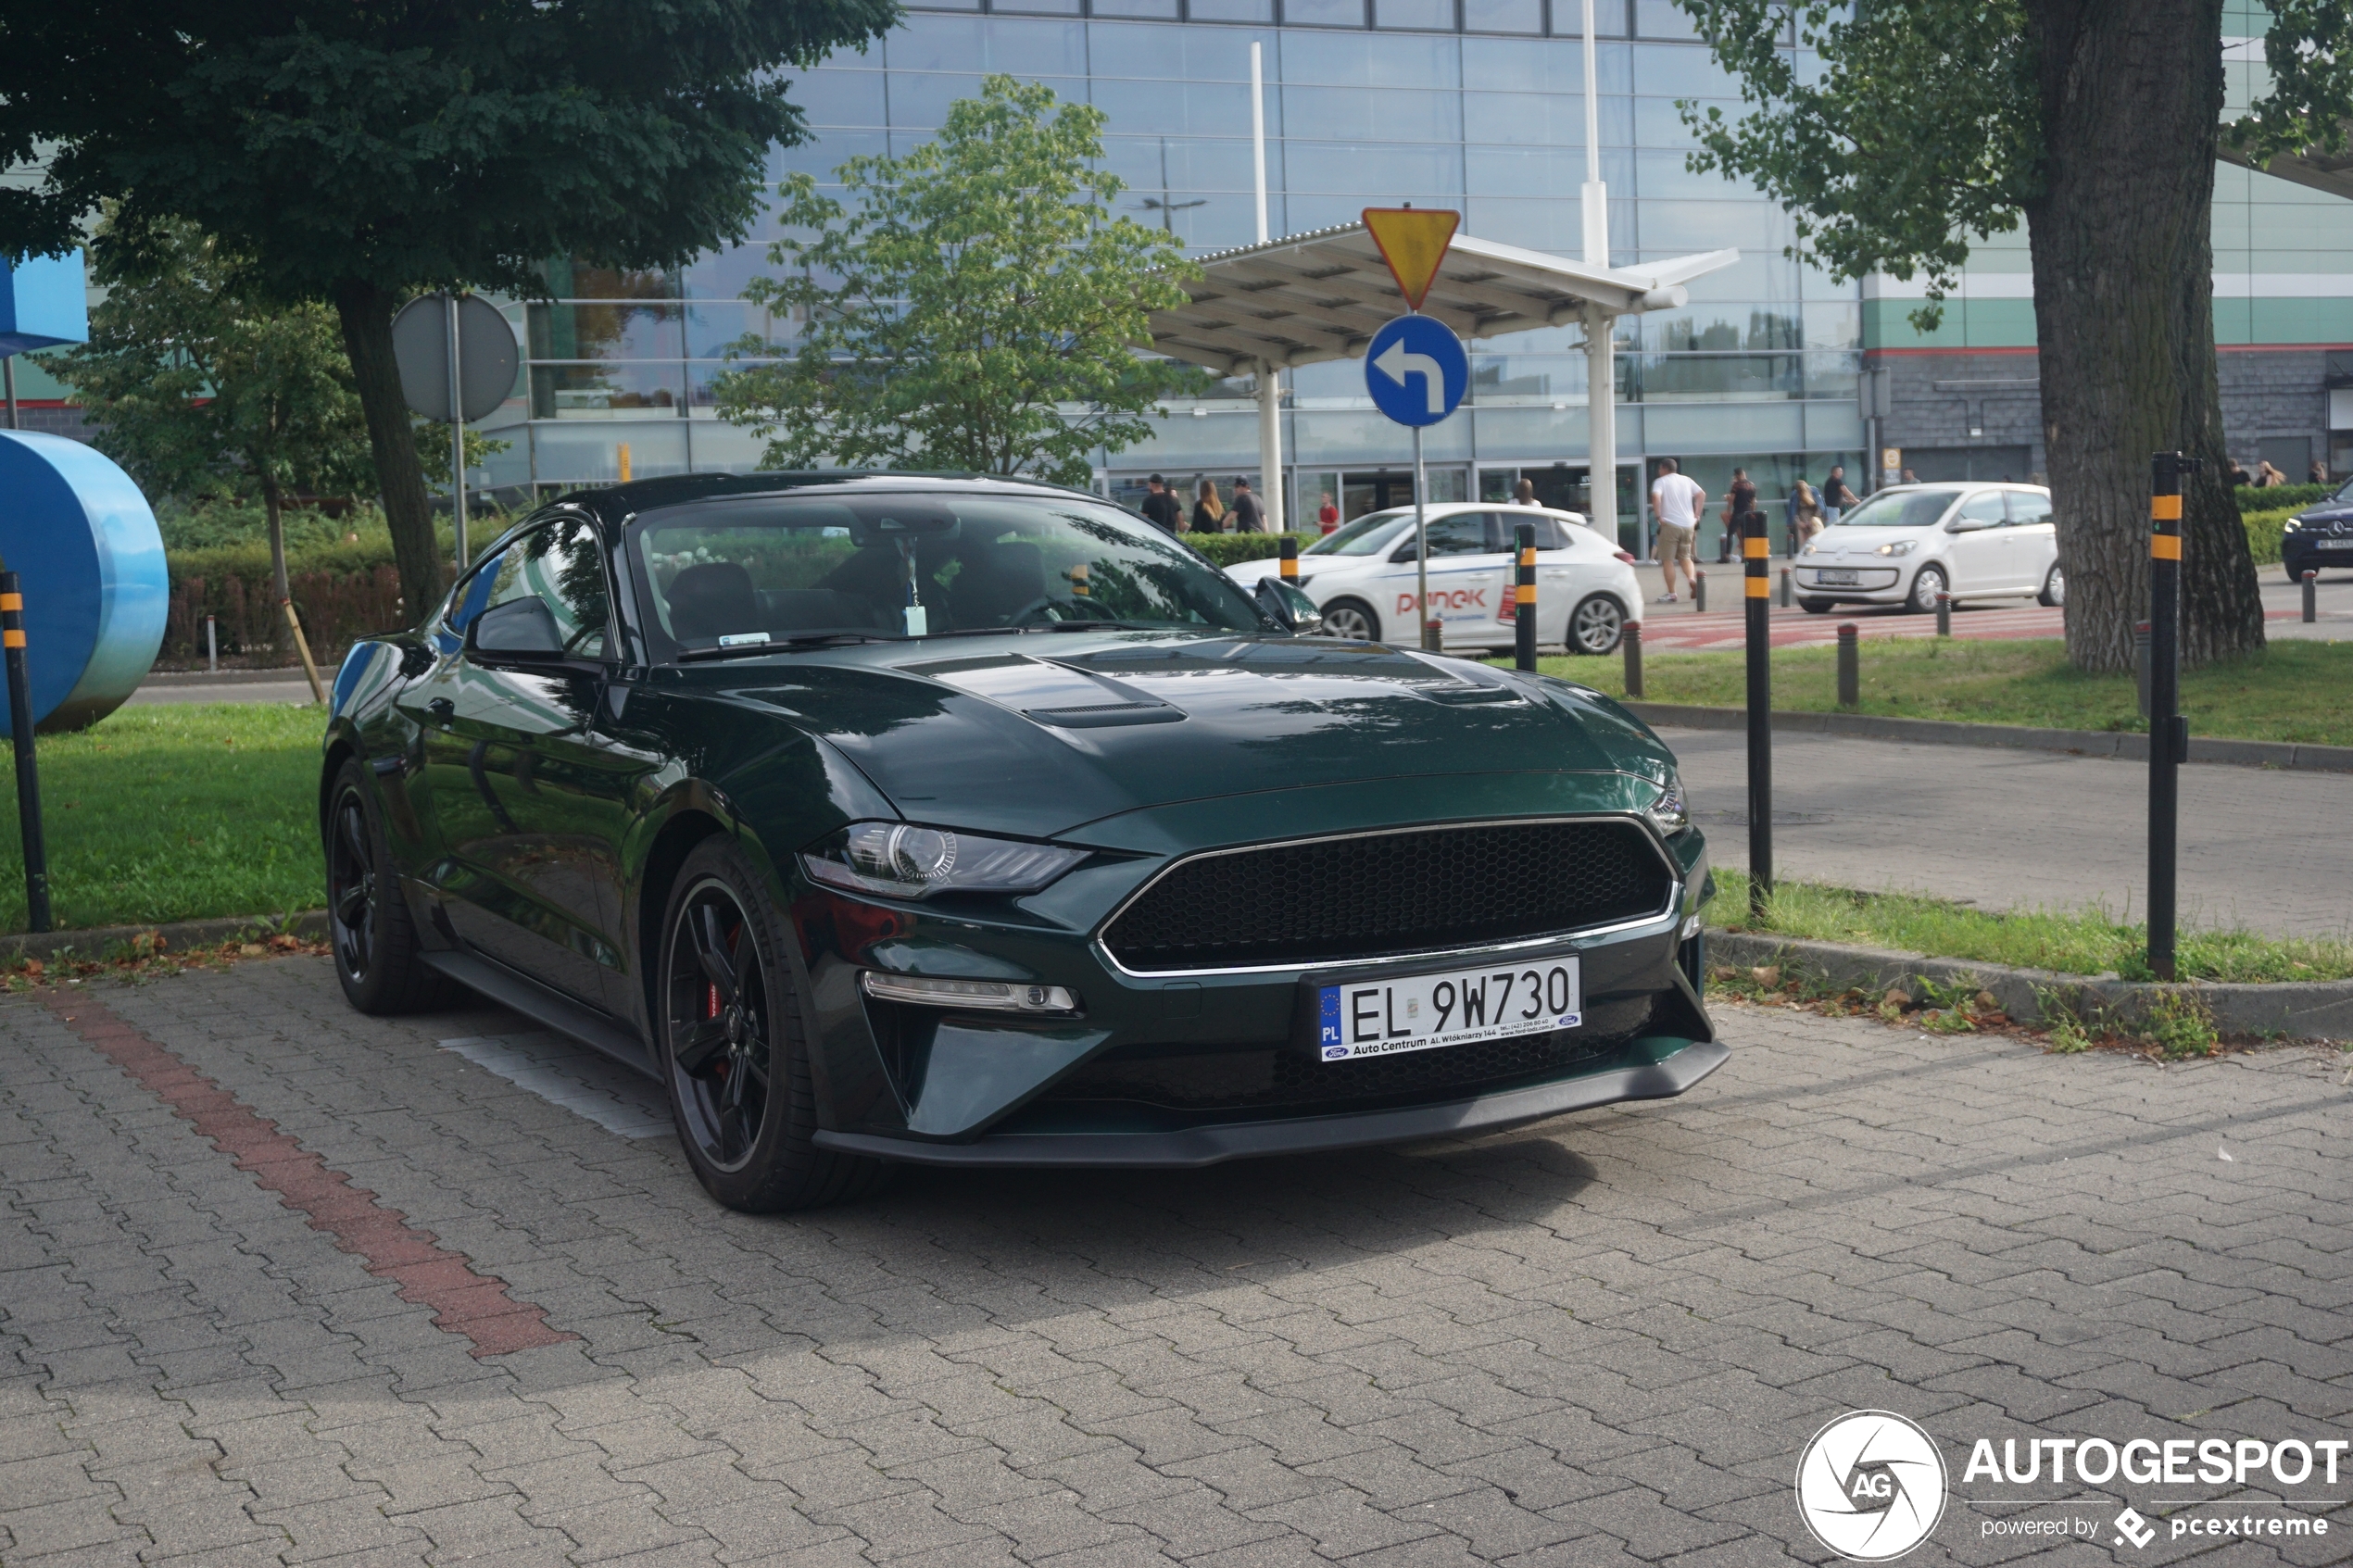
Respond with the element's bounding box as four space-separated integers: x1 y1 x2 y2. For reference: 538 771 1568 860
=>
1364 314 1468 428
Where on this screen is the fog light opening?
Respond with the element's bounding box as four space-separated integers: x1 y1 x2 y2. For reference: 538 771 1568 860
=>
860 971 1079 1013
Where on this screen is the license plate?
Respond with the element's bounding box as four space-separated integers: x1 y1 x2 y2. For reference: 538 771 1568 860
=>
1814 569 1859 584
2319 539 2353 550
1317 957 1580 1062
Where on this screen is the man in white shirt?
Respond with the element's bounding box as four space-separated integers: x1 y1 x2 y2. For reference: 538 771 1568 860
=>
1648 458 1705 603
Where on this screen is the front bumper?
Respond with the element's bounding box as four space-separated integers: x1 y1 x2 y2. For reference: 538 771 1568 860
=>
1793 564 1905 599
814 1035 1726 1167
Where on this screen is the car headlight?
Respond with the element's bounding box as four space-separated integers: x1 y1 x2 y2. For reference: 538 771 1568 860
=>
1875 540 1919 558
801 822 1087 899
1644 773 1690 836
2283 518 2302 533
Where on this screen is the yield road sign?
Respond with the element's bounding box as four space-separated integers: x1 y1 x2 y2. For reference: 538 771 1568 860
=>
393 294 518 423
1365 314 1467 427
1361 207 1459 310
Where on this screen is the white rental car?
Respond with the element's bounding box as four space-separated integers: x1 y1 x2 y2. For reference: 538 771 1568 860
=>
1793 482 2063 614
1223 504 1645 654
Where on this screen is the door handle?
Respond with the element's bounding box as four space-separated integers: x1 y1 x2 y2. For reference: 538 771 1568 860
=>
426 697 455 723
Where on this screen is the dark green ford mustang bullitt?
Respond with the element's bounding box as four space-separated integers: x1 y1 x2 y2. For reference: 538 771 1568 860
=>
322 474 1721 1211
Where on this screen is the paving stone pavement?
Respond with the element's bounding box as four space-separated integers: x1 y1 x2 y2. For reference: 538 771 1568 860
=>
2 957 2347 1567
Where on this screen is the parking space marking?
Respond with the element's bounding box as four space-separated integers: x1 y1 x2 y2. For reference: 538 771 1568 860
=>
47 990 577 1358
437 1032 674 1139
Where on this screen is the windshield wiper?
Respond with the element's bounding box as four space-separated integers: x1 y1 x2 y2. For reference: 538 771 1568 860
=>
1039 619 1164 632
676 633 899 662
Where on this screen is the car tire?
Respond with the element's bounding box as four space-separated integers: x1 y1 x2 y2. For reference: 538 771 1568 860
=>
657 836 892 1212
1567 593 1625 655
1320 598 1379 642
1906 565 1947 614
1799 597 1836 614
323 759 457 1015
2038 564 2066 608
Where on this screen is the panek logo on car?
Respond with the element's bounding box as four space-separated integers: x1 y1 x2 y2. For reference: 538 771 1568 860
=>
1394 588 1488 614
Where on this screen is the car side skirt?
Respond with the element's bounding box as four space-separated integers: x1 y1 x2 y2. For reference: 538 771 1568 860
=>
422 949 657 1078
809 1036 1726 1169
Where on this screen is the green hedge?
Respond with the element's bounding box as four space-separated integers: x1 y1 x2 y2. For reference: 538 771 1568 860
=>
1181 531 1322 568
2235 483 2333 511
2243 506 2300 567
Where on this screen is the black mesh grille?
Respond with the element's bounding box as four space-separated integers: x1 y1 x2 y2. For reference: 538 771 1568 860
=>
1041 1019 1642 1116
1101 820 1672 972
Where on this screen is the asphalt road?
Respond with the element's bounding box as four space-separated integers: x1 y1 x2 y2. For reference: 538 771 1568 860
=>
2 958 2345 1565
1666 725 2353 938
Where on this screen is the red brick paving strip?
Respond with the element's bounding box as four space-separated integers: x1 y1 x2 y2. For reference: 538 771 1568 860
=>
45 989 575 1358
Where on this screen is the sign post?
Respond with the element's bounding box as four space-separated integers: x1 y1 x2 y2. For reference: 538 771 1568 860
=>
1360 208 1465 650
393 294 519 576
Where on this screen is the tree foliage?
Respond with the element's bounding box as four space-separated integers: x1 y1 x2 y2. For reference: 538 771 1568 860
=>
51 220 375 600
0 0 900 618
714 77 1206 488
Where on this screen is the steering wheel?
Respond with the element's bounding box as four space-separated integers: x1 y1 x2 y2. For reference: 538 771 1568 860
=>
1007 597 1115 627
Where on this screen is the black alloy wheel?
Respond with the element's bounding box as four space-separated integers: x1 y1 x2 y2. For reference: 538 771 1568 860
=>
656 836 890 1211
322 759 450 1014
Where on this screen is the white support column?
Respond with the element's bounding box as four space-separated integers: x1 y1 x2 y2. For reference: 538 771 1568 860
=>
1258 361 1285 533
1586 302 1617 550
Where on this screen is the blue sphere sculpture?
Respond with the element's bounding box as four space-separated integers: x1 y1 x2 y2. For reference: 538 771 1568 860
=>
0 432 168 734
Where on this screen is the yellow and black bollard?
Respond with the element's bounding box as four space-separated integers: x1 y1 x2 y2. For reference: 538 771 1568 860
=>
1743 510 1772 919
2146 451 2195 980
1279 535 1299 583
2 571 52 933
1513 521 1537 671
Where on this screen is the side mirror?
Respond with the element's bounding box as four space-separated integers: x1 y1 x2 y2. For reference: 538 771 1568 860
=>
1946 516 1994 533
1255 576 1325 635
1389 540 1418 564
465 596 565 660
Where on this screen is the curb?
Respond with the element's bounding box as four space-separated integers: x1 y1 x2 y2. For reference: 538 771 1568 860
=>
2 910 328 964
142 668 315 687
1707 928 2353 1041
1626 701 2353 773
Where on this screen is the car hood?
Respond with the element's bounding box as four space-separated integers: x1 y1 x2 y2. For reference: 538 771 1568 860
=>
1805 528 1941 556
709 633 1671 840
2294 504 2353 523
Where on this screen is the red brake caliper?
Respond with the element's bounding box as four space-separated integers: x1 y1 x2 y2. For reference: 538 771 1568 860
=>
706 981 725 1078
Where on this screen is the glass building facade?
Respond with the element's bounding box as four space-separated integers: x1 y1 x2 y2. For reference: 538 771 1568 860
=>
478 0 1876 552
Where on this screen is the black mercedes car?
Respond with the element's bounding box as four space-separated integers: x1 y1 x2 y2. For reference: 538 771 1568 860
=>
2281 477 2353 582
322 474 1721 1211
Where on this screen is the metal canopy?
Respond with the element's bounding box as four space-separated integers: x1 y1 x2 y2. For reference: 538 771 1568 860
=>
1145 222 1739 375
2221 141 2353 205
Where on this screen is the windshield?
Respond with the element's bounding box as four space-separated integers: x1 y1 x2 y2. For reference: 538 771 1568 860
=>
628 491 1261 656
1830 489 1961 529
1304 510 1414 556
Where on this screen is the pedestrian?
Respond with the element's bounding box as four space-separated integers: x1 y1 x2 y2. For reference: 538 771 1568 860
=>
2225 457 2251 488
2311 458 2331 485
1316 491 1340 533
1648 458 1705 604
1819 464 1857 527
2255 460 2286 489
1789 480 1825 549
1192 478 1226 533
1228 476 1265 533
1722 467 1757 552
1899 467 1919 484
1514 478 1538 506
1139 473 1184 534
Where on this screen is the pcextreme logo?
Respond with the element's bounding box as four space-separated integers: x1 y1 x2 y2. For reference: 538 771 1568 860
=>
1794 1411 1948 1562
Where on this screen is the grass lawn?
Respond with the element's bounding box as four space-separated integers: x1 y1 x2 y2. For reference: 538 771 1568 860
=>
1510 635 2353 748
1706 868 2353 984
0 704 323 934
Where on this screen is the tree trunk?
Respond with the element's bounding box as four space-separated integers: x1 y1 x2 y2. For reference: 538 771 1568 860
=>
2024 0 2265 673
334 277 444 625
263 477 291 605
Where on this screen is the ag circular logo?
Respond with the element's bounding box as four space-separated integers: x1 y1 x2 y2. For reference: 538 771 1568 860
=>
1794 1411 1947 1561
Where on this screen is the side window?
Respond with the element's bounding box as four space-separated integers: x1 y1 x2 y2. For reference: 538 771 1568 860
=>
448 520 612 658
2006 492 2054 526
1956 492 2007 528
1428 515 1492 557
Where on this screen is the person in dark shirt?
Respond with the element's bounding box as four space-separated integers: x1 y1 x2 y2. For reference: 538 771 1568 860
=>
1139 474 1184 533
1819 465 1857 525
1228 476 1265 533
1723 467 1757 552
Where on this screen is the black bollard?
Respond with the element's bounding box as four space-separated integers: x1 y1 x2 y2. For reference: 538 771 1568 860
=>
1743 511 1772 919
1934 589 1951 637
2146 452 2193 980
2304 569 2318 623
1623 619 1643 698
1693 569 1706 614
2 572 51 933
1837 622 1859 710
1514 521 1537 671
1777 565 1792 608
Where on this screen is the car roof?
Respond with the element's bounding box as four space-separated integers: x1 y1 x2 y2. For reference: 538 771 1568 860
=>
556 470 1102 531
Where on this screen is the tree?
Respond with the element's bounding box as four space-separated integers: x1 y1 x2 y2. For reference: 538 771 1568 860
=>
1669 0 2353 671
713 77 1206 487
51 220 373 626
0 0 900 621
